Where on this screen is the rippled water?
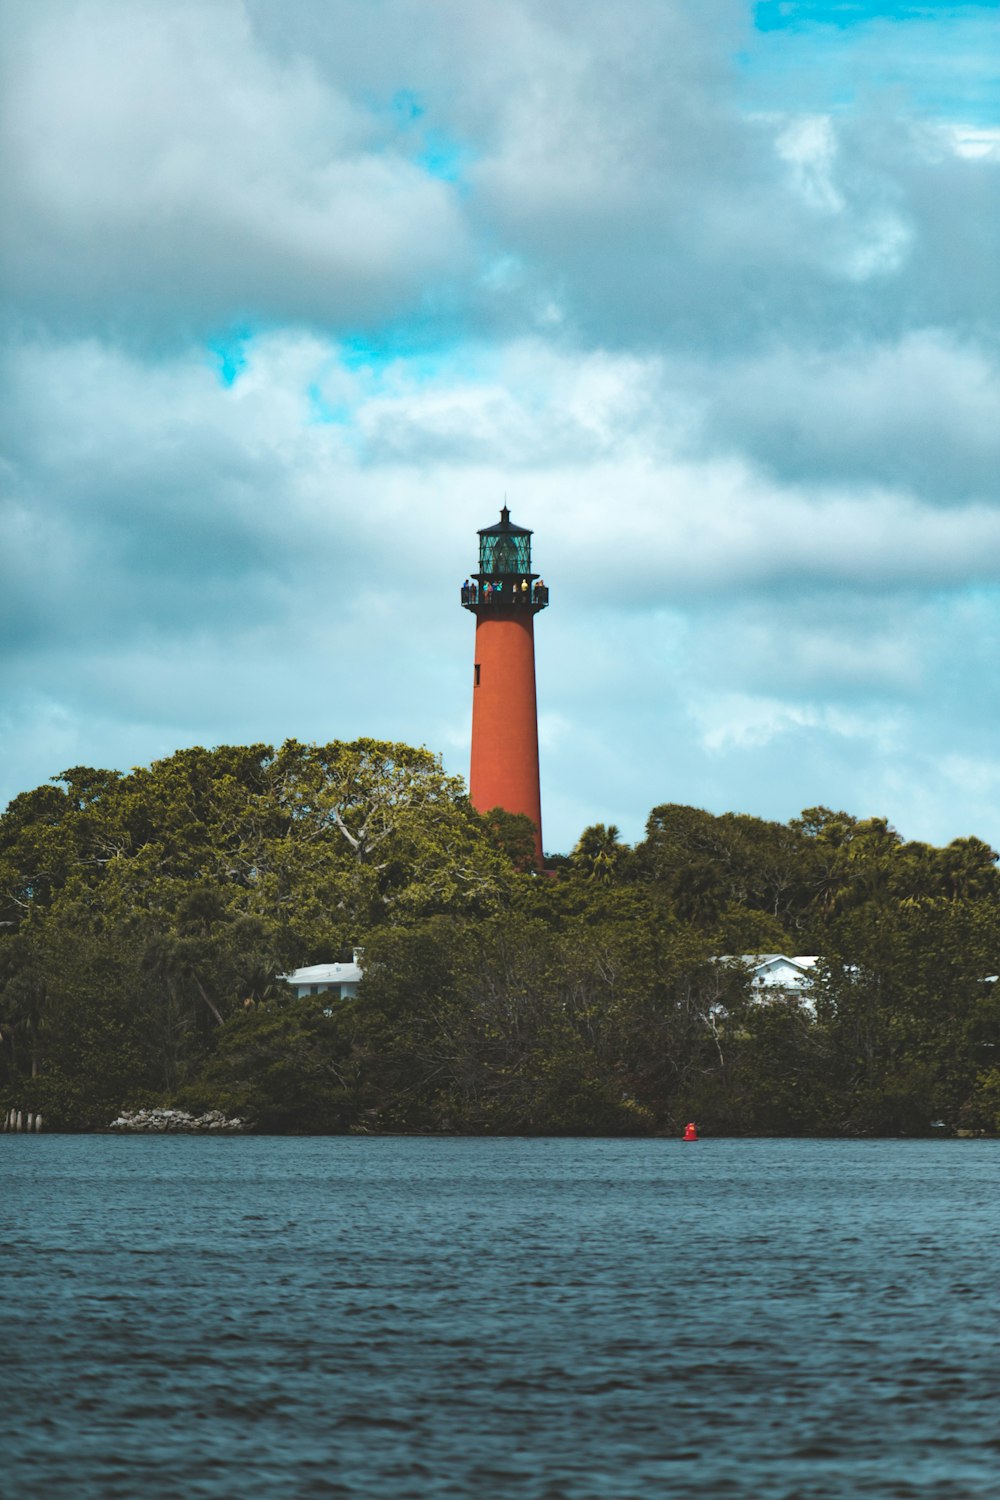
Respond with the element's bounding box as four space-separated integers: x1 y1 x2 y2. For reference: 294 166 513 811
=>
2 1136 998 1498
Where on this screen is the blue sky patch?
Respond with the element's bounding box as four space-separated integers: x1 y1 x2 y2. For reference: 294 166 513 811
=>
338 334 392 373
337 331 483 382
380 89 474 184
390 88 426 125
754 1 996 30
417 130 475 184
743 2 1000 123
306 382 351 425
207 332 252 388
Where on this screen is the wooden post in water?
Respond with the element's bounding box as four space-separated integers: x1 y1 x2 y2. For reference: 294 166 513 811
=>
34 1113 43 1132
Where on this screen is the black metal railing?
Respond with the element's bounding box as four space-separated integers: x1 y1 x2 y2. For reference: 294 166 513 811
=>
461 581 549 611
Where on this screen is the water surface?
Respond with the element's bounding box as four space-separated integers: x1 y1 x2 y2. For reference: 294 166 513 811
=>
3 1136 998 1498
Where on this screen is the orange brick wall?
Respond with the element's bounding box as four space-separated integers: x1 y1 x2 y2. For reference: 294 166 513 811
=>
469 608 543 866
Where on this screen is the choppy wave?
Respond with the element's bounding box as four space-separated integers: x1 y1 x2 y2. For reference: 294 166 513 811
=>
2 1136 998 1498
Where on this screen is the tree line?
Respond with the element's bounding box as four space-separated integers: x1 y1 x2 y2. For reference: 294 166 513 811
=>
1 740 997 1135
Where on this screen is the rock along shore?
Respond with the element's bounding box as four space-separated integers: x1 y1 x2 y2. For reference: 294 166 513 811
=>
109 1108 248 1133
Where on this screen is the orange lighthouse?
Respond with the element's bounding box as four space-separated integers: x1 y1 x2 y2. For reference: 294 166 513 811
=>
461 507 549 867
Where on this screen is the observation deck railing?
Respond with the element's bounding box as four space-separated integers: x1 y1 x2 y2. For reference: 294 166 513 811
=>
461 580 549 611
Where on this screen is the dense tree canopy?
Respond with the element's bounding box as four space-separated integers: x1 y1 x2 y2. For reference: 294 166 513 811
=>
1 743 998 1134
0 741 510 1125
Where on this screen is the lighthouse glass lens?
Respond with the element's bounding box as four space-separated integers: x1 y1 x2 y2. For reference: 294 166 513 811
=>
480 533 532 576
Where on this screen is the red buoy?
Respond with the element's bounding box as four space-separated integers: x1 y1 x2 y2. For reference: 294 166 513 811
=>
682 1121 698 1141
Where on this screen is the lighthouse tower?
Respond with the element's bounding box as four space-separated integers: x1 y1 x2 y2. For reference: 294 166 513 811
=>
461 507 549 867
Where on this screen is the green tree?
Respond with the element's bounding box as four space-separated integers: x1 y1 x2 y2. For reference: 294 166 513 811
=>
569 823 628 883
479 806 538 872
814 897 999 1133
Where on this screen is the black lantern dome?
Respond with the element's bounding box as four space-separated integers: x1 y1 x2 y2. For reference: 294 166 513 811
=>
478 505 532 577
460 506 549 612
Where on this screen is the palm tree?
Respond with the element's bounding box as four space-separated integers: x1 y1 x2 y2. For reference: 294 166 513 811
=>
570 824 625 883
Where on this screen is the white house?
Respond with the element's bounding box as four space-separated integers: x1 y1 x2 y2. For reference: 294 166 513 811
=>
720 954 820 1012
281 950 364 1000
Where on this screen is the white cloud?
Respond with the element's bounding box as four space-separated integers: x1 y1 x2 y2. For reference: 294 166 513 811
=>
690 692 899 755
949 126 1000 160
0 0 469 336
674 330 1000 502
6 0 994 355
776 113 843 207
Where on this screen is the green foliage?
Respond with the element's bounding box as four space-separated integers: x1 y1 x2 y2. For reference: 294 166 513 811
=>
345 913 722 1134
178 999 359 1133
2 751 997 1135
812 897 1000 1133
963 1067 1000 1132
478 806 538 872
633 804 810 931
568 823 627 883
0 740 514 1125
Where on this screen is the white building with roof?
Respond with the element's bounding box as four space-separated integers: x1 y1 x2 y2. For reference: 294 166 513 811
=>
720 954 820 1012
281 951 364 1001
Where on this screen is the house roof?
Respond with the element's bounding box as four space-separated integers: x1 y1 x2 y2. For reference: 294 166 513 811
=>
719 954 819 971
717 955 820 996
281 962 363 986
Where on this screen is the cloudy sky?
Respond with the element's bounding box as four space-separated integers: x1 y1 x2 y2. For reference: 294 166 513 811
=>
1 0 998 853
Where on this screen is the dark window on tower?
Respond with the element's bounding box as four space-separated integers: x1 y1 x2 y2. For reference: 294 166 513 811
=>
475 664 481 686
